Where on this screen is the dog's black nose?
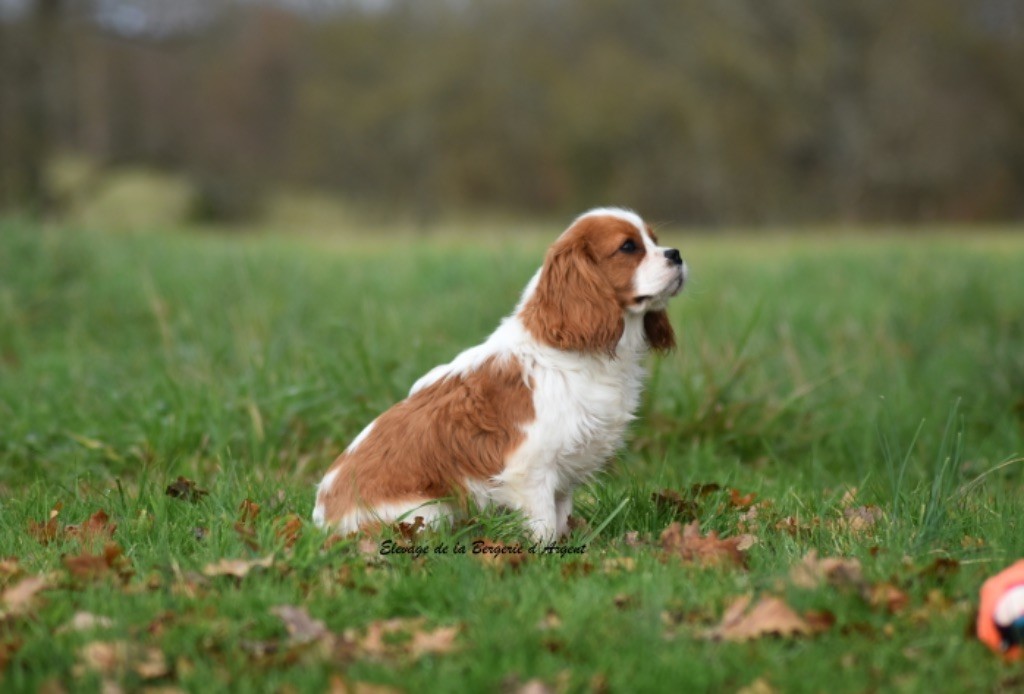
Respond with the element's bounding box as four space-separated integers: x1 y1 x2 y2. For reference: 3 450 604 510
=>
664 248 682 266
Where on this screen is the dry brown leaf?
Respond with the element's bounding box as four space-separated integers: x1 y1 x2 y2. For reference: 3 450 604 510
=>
202 554 274 579
232 522 260 551
0 557 21 580
838 486 859 507
408 625 459 658
868 582 910 614
659 521 750 569
602 557 636 573
270 605 330 645
841 505 884 534
472 538 528 572
651 489 699 521
351 618 458 660
275 514 303 549
76 641 168 681
238 499 261 524
1 639 22 676
1 574 49 615
789 551 865 591
918 557 960 581
164 477 208 503
621 531 643 548
78 641 127 676
515 679 555 694
65 510 117 544
352 618 417 658
63 543 133 582
57 612 114 634
728 488 757 509
27 503 63 545
327 676 403 694
706 595 827 641
394 516 425 541
737 677 778 694
133 648 170 680
537 609 562 631
774 515 819 537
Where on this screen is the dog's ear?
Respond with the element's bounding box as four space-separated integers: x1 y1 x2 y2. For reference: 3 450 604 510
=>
643 310 675 353
522 236 623 354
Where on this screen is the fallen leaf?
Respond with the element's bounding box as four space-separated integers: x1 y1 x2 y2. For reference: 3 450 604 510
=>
839 486 859 507
0 557 21 579
408 625 459 658
737 677 777 694
471 538 528 572
355 617 422 658
356 537 381 561
621 531 644 548
327 676 403 694
803 609 838 633
841 505 884 534
868 582 909 614
65 510 117 544
735 534 758 551
233 499 263 550
238 499 261 524
1 575 49 615
789 551 865 591
270 605 330 645
233 522 260 551
76 641 168 680
566 515 590 533
690 482 722 497
57 612 114 634
133 648 169 680
275 514 303 549
659 521 749 569
602 557 636 573
651 489 699 521
63 543 133 582
728 488 757 509
78 641 126 676
706 595 824 641
351 618 458 660
537 609 562 631
0 639 22 675
202 554 274 579
918 557 960 581
394 516 425 541
515 679 555 694
164 477 208 503
774 515 818 537
27 503 62 545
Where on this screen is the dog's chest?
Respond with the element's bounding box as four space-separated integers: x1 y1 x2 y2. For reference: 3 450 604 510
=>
527 354 646 480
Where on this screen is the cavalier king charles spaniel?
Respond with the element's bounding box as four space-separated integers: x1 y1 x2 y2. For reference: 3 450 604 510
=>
312 208 686 540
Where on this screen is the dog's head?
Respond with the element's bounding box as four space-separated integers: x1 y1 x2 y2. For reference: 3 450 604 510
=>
521 208 686 354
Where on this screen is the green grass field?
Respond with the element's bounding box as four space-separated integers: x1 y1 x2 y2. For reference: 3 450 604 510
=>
1 220 1023 692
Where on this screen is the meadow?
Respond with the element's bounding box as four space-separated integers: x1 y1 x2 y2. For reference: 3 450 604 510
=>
1 219 1023 692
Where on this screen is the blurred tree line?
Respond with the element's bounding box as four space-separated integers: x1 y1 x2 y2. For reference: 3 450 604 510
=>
1 0 1023 225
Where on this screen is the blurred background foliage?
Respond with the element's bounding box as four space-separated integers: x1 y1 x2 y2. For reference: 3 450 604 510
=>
1 0 1023 227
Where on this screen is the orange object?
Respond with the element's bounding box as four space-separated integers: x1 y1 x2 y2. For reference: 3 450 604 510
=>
977 560 1024 660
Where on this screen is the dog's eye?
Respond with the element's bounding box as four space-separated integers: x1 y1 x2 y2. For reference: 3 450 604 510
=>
619 240 638 253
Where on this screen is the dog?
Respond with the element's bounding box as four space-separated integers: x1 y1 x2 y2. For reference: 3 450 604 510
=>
312 208 686 540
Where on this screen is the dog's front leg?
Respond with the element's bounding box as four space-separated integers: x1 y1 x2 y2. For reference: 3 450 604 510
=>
554 491 573 538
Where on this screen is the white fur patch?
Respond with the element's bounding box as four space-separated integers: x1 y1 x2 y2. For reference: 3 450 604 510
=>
332 499 454 535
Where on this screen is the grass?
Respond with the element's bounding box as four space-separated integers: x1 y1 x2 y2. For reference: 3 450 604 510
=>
1 219 1024 692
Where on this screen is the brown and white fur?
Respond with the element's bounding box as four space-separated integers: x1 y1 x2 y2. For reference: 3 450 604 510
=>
312 208 686 540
